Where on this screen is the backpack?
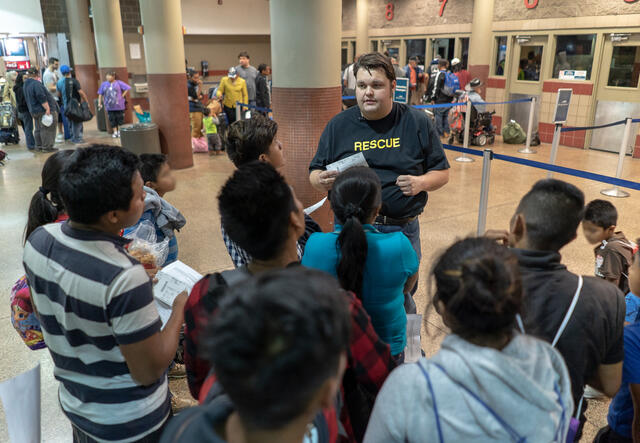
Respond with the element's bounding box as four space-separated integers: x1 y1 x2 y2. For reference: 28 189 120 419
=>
10 276 46 350
443 71 461 97
501 120 527 144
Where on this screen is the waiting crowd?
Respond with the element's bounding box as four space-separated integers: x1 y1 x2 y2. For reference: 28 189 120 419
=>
9 52 640 443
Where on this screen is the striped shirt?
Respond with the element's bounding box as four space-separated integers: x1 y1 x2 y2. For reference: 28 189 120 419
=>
23 222 170 443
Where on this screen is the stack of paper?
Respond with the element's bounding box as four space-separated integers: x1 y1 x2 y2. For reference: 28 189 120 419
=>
153 261 203 327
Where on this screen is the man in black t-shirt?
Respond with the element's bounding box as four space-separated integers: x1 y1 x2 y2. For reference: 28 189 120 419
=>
60 65 88 144
487 179 624 436
309 53 450 292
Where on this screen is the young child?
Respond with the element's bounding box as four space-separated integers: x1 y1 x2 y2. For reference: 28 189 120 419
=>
202 107 222 155
597 243 640 442
583 199 636 294
124 153 186 266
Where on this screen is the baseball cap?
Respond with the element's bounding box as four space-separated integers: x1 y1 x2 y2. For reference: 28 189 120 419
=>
451 58 461 67
60 65 72 74
227 67 237 78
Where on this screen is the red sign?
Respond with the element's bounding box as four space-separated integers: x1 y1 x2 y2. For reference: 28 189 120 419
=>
439 0 448 16
524 0 538 8
385 2 393 20
5 60 31 70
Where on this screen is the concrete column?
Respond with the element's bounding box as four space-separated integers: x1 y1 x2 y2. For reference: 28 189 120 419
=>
90 0 132 124
468 0 495 96
270 0 342 229
65 0 98 112
355 0 368 57
139 0 192 169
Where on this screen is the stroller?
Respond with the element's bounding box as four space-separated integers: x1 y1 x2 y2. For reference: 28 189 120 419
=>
447 92 496 147
0 102 19 145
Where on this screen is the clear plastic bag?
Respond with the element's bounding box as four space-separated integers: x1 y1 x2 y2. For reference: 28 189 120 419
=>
125 221 170 268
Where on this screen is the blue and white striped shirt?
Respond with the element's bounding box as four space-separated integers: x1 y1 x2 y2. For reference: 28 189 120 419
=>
23 222 170 443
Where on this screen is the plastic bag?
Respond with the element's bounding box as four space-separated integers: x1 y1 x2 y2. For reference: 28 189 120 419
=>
125 221 170 269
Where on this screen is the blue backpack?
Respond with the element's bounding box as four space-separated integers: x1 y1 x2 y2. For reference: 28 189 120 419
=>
443 71 461 97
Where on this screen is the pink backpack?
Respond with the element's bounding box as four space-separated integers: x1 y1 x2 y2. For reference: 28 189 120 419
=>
192 137 208 153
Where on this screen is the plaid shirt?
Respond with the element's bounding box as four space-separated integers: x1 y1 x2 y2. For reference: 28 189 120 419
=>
183 269 395 433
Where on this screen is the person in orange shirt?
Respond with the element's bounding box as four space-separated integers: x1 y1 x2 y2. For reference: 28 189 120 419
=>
404 56 425 105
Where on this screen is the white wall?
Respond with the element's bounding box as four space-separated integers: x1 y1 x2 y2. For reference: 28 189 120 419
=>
180 0 270 35
0 0 45 34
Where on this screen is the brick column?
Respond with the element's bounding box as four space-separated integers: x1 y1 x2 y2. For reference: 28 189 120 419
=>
65 0 98 112
139 0 193 169
468 0 495 97
270 0 342 230
90 0 132 125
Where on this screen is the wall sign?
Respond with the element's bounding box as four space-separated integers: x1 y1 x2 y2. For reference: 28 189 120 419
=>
385 3 393 21
553 89 573 124
559 70 587 81
439 0 448 16
394 77 409 104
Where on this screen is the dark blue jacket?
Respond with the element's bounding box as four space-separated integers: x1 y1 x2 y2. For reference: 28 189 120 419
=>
23 78 58 115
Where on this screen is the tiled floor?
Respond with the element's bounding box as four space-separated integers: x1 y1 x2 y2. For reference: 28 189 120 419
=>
1 119 638 441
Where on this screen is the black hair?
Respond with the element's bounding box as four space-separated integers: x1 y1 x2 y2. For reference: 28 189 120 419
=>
59 144 141 224
27 67 39 77
353 52 396 84
584 199 618 229
409 56 418 62
515 179 585 251
48 57 58 65
238 51 250 59
203 107 211 117
139 153 167 184
438 59 449 69
432 237 522 339
224 115 278 167
330 167 382 297
15 72 24 86
202 267 350 430
218 161 296 261
257 63 268 73
106 71 117 79
24 150 75 243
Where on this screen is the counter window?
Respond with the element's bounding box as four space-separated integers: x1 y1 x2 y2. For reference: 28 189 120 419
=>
553 34 596 80
608 46 640 88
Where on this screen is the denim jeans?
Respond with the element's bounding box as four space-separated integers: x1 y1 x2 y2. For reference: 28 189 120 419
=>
70 119 84 143
374 218 421 309
18 111 35 149
434 107 450 136
58 103 72 139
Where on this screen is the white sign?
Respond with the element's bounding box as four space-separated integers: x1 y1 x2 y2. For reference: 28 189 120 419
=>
559 70 587 81
129 43 141 60
0 364 41 443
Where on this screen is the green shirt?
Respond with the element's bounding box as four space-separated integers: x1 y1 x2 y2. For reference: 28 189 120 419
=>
203 116 218 134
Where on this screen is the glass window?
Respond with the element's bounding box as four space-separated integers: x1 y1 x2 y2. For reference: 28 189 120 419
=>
371 40 378 52
553 34 596 79
341 48 348 69
432 38 455 62
608 46 640 88
494 36 507 75
517 45 543 81
405 39 426 66
460 38 469 69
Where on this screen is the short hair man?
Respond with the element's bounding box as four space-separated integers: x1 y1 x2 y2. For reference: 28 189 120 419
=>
235 51 259 107
42 57 66 142
310 52 450 297
427 59 452 137
255 63 271 113
57 65 89 144
162 268 351 442
23 67 59 152
23 145 186 441
488 179 625 437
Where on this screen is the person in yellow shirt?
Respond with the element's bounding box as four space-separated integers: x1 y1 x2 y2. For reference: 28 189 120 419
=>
216 67 248 125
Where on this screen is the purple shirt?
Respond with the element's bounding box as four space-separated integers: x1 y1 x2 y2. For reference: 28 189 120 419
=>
98 80 131 111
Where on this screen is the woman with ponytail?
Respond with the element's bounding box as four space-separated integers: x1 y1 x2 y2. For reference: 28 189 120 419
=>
302 167 418 359
12 150 74 350
364 237 574 442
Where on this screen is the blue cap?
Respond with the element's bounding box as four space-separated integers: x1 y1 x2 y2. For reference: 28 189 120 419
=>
60 65 72 74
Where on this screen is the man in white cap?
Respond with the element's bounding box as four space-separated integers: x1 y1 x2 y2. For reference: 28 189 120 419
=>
216 66 248 125
451 57 471 91
466 78 487 113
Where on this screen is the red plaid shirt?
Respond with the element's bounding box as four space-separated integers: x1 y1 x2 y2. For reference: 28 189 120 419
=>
184 272 395 441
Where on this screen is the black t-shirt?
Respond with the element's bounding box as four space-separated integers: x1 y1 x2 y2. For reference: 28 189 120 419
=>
65 78 82 102
309 103 450 219
514 248 625 409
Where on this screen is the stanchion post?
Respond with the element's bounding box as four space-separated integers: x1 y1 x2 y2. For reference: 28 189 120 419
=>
235 102 242 121
476 148 493 236
519 97 537 154
547 123 563 178
456 99 475 163
601 117 632 198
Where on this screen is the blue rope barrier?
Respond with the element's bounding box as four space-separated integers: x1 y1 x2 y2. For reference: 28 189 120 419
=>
413 102 467 109
472 98 533 106
561 119 627 133
339 97 533 108
236 102 272 113
342 95 356 100
441 143 640 191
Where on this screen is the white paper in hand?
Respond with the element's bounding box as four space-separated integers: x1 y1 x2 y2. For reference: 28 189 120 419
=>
0 364 41 443
326 152 368 173
404 314 423 363
304 197 327 215
153 261 203 307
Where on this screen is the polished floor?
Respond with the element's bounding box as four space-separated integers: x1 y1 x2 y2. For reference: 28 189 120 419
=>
1 119 639 441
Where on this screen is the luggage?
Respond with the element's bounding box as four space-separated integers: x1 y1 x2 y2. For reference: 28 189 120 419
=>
192 136 208 153
502 120 527 144
95 98 107 131
0 127 19 144
0 102 17 128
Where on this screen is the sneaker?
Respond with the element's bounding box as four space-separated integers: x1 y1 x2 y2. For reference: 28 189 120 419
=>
41 147 59 153
55 134 64 143
112 132 118 138
584 385 605 399
116 130 121 138
72 140 86 145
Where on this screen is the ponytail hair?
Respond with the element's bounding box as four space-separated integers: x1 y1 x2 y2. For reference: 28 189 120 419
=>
24 150 74 242
330 167 382 297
